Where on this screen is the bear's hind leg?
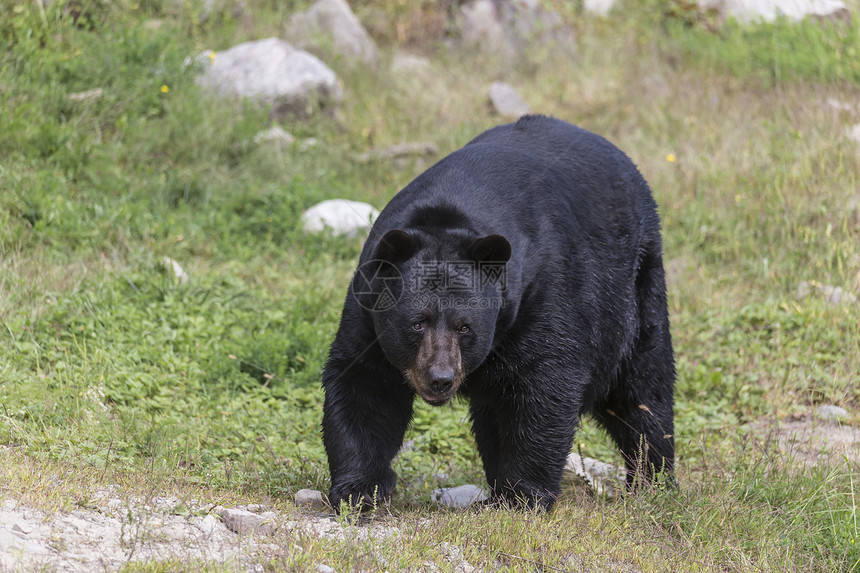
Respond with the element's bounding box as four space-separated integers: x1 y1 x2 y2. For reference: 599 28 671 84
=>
594 246 675 487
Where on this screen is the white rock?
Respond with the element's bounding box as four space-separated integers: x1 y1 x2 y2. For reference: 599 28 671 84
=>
286 0 378 66
488 82 529 118
68 88 104 102
195 38 342 118
564 452 626 498
460 0 507 52
391 52 433 75
816 404 849 421
0 527 50 555
253 125 296 146
797 280 858 305
846 123 860 143
10 522 33 536
700 0 848 22
431 485 487 508
317 565 336 573
584 0 617 16
196 514 220 535
162 257 189 284
827 98 858 113
440 542 476 573
218 507 277 535
302 199 379 237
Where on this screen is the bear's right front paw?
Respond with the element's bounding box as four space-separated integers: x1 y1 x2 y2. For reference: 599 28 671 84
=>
329 478 394 513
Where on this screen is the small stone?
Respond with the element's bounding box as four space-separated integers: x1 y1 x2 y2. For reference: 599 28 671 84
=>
440 542 476 573
162 257 189 284
391 53 433 75
431 485 487 508
302 199 379 237
827 98 857 112
218 508 277 535
300 137 319 150
253 126 296 146
796 280 858 305
584 0 617 16
196 514 219 535
355 142 438 163
488 82 529 118
564 452 626 498
846 124 860 143
2 499 17 511
68 88 104 102
317 565 336 573
295 489 328 511
816 404 849 422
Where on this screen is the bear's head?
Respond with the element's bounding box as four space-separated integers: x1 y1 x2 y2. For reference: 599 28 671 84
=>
352 229 511 406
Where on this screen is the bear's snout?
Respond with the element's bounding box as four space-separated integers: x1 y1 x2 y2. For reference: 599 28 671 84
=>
428 365 455 395
405 324 464 406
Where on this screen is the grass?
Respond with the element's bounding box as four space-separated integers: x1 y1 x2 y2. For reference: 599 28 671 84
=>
1 0 859 571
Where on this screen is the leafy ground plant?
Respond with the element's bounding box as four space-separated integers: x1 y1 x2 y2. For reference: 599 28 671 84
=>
1 0 859 571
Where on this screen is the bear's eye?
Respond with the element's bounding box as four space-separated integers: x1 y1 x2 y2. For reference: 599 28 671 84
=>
411 322 425 332
458 325 470 334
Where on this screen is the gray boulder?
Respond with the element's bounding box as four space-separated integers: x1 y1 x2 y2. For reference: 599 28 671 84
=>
699 0 849 22
458 0 573 59
194 38 342 119
286 0 378 67
431 485 488 508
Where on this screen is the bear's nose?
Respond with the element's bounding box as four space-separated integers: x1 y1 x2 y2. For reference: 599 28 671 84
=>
428 367 455 395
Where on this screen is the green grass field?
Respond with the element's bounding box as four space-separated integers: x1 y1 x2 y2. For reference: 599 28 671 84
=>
1 0 859 570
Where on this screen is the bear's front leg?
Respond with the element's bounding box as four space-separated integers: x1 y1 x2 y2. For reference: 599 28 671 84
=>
322 357 414 511
471 395 578 511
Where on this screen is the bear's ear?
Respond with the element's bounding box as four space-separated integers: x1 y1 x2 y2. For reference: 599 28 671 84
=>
471 234 511 263
374 229 417 263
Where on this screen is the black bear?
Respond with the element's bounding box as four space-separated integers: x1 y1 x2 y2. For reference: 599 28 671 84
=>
322 115 675 511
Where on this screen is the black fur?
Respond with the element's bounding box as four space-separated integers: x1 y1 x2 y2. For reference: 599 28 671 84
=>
322 115 675 511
